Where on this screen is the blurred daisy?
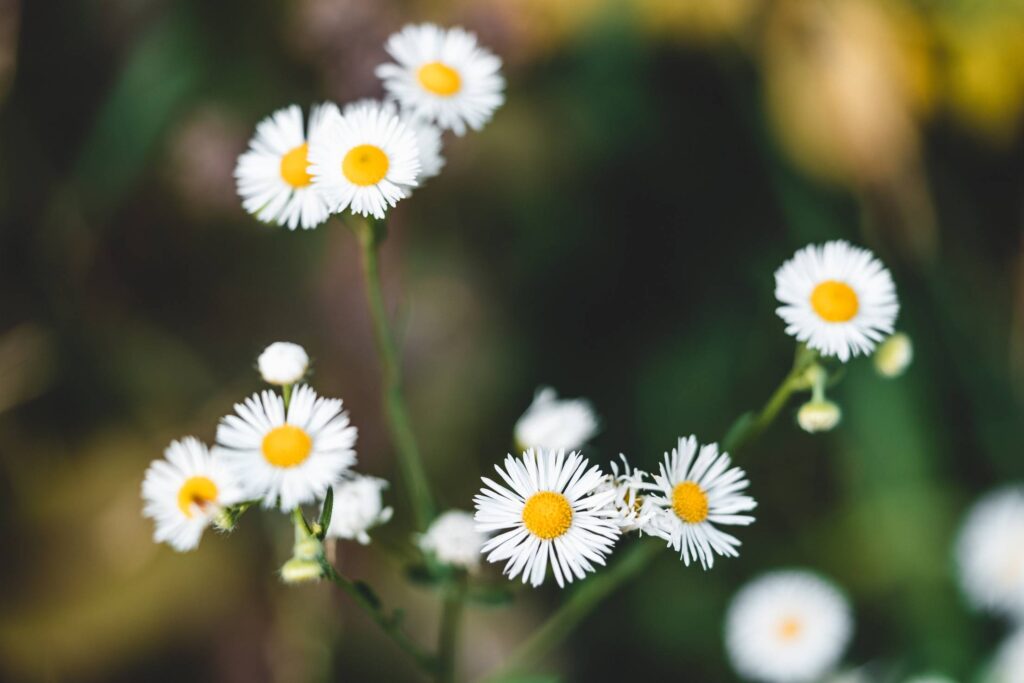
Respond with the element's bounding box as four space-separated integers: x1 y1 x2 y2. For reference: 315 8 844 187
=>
603 454 657 532
345 99 445 182
323 475 393 544
775 240 899 362
991 630 1024 683
308 100 420 219
235 104 333 230
956 487 1024 618
874 332 913 378
257 341 309 386
725 570 853 683
902 675 956 683
215 385 357 511
514 386 599 452
420 510 486 569
142 437 243 552
376 23 505 136
474 449 619 587
648 436 756 569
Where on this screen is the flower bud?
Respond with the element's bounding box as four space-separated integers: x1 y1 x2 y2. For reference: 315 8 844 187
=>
797 400 842 433
280 557 323 584
257 342 309 385
873 332 912 378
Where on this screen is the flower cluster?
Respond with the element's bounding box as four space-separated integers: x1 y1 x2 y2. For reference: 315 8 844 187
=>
141 342 391 563
234 23 504 228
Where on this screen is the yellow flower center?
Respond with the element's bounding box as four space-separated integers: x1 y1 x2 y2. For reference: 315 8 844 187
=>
280 143 313 188
522 491 573 540
262 425 313 468
342 144 390 186
672 481 709 523
417 61 462 96
177 476 219 517
810 280 859 322
777 616 803 641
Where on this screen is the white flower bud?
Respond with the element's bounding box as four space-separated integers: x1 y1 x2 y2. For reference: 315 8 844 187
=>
514 387 599 452
257 342 309 385
797 400 841 433
419 510 485 569
873 333 912 378
280 557 323 584
324 475 393 544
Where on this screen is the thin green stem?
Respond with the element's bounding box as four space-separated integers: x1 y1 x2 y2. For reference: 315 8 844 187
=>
481 346 818 681
320 559 438 674
350 216 435 531
437 574 469 683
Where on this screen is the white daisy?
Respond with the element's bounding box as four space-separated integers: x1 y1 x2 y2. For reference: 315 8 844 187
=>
602 454 658 533
775 240 899 362
141 437 243 552
419 510 486 569
647 436 757 569
323 475 393 544
956 486 1024 618
345 99 445 182
991 630 1024 683
307 100 420 219
514 386 599 453
474 449 620 588
235 104 333 230
725 570 853 683
257 341 309 386
376 23 505 136
214 385 357 511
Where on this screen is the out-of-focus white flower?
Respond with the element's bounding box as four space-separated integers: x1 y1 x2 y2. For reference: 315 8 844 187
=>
420 510 485 569
726 570 853 683
956 487 1024 618
602 454 658 533
308 100 420 219
324 475 393 544
902 675 956 683
215 386 357 511
647 436 756 569
142 437 243 552
775 240 899 362
474 449 619 587
874 332 913 378
257 341 309 385
235 104 334 230
797 400 841 433
990 630 1024 683
514 386 599 452
376 23 505 136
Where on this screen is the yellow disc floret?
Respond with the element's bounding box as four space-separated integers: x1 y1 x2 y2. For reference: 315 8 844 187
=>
810 280 859 322
672 481 709 523
177 476 219 517
522 491 573 540
342 144 390 186
417 61 462 96
777 616 803 641
280 143 313 188
262 425 313 468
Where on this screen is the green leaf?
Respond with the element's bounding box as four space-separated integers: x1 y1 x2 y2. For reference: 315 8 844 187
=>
353 581 382 610
317 487 334 540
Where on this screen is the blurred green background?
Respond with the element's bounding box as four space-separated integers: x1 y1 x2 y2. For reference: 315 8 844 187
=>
2 0 1024 681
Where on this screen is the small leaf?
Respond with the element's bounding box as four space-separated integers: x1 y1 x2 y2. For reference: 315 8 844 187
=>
317 487 334 539
353 580 382 610
405 564 440 586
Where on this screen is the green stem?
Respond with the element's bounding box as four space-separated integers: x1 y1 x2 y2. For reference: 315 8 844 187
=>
320 559 438 674
350 216 435 531
481 346 817 681
437 574 469 683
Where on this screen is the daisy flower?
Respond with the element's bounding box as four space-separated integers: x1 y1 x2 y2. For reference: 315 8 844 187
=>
420 510 486 569
376 23 505 136
725 570 853 683
602 454 658 533
956 486 1024 618
514 386 599 453
257 341 309 386
141 437 243 552
344 99 445 182
214 385 357 511
235 104 333 230
775 240 899 362
307 100 420 219
474 449 620 587
323 475 393 544
647 436 756 569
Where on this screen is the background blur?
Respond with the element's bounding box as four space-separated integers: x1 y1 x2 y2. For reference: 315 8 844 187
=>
2 0 1024 681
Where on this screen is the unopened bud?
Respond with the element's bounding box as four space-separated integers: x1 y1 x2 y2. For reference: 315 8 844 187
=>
797 400 841 433
874 333 912 378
